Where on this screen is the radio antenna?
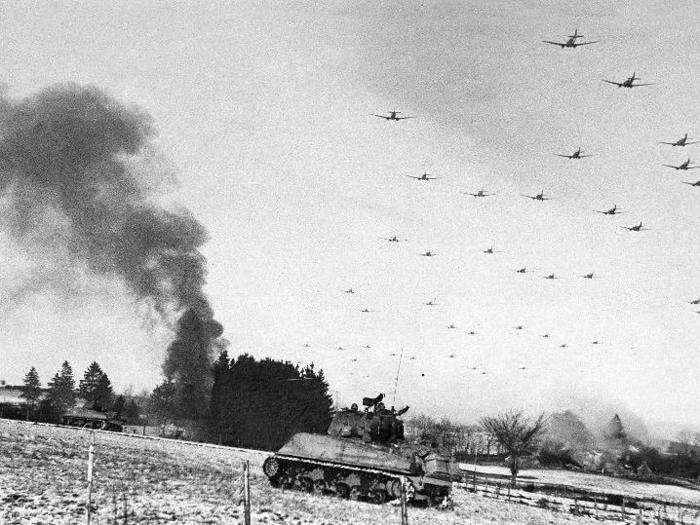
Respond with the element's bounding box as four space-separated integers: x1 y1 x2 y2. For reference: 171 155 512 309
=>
392 348 404 406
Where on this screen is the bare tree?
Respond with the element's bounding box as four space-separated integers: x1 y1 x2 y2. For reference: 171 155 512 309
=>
480 411 546 485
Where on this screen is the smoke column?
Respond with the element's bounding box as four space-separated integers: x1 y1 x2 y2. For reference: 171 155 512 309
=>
0 84 221 417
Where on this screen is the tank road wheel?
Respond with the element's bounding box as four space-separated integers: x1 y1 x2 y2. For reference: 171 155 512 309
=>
335 482 350 499
370 489 388 504
349 486 362 501
387 479 403 499
279 475 294 490
299 477 313 492
262 457 280 478
312 480 326 495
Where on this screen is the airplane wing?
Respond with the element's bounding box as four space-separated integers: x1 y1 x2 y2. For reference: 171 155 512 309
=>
521 194 534 199
630 83 654 87
555 154 572 158
662 164 679 168
395 116 415 120
371 114 389 119
687 166 700 169
602 80 623 86
658 142 676 145
685 141 700 145
406 175 420 179
681 182 694 186
579 154 595 158
572 40 598 47
426 176 441 179
542 40 565 46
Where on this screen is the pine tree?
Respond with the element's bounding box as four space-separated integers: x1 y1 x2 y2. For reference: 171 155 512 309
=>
20 367 42 420
44 362 76 421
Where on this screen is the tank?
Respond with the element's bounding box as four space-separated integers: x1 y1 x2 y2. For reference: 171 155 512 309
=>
262 394 452 505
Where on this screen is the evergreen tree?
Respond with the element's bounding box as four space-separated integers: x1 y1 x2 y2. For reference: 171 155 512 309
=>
20 367 42 420
112 395 126 419
149 380 176 426
44 361 76 421
78 362 113 411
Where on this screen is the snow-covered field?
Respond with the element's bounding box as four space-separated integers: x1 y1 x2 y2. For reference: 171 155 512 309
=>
1 419 697 524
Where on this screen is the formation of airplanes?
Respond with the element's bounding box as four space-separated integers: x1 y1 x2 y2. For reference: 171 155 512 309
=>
323 27 697 375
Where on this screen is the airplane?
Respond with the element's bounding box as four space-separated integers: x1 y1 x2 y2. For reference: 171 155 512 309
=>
362 344 371 349
541 334 550 338
360 308 374 313
482 243 502 254
556 147 594 159
467 331 477 335
663 158 699 170
420 250 435 257
621 222 649 232
514 325 525 330
582 273 595 279
602 72 653 88
407 172 440 181
372 110 415 121
522 190 552 201
344 288 355 294
543 274 558 280
514 267 535 274
595 204 627 215
464 189 495 197
425 299 438 306
659 134 698 147
449 354 455 358
592 340 600 345
303 343 311 348
542 29 598 48
447 324 457 329
384 235 406 242
682 180 700 186
560 344 568 348
519 366 527 370
688 298 700 305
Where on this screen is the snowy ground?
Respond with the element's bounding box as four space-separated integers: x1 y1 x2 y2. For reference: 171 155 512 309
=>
1 419 697 524
456 463 700 505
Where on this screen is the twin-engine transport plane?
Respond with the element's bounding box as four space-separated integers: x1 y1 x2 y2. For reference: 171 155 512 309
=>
522 190 552 201
602 72 653 88
621 222 650 232
556 147 594 159
595 204 627 215
464 189 495 197
372 110 415 121
663 158 699 170
543 29 598 48
659 134 698 147
407 172 440 181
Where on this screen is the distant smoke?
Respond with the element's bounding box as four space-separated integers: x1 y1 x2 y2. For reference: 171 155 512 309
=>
0 84 221 416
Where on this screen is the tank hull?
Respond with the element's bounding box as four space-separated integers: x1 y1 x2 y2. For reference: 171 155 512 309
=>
263 432 452 505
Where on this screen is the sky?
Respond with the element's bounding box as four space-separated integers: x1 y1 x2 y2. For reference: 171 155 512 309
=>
0 1 698 430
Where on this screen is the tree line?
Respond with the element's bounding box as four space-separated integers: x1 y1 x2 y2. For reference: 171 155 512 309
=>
13 361 141 424
150 351 333 450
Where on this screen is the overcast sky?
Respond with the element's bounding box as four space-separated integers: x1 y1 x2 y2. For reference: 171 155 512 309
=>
0 1 698 429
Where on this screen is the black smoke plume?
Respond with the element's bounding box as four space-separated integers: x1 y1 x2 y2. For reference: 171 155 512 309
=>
0 84 221 417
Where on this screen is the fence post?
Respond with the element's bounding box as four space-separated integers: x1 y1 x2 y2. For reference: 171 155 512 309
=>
400 476 408 525
86 431 95 525
243 460 251 525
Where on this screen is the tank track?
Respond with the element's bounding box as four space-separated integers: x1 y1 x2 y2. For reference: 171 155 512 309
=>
263 454 450 505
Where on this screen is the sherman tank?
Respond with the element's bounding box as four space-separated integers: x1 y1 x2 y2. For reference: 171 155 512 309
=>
262 394 452 505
